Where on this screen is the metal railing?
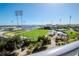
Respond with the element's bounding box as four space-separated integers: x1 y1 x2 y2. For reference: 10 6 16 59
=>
30 41 79 56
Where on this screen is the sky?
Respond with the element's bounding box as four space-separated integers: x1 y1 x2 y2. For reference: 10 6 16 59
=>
0 3 79 25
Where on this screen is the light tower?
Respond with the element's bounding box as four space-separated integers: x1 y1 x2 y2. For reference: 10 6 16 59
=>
59 18 62 25
69 16 71 25
11 20 13 25
15 10 23 26
50 19 53 25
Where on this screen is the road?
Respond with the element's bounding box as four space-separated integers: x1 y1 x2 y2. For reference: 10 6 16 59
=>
51 34 57 48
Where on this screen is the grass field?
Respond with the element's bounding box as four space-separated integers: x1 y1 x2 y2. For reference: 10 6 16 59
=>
66 31 78 38
4 30 24 36
65 31 79 42
20 29 49 41
4 29 49 41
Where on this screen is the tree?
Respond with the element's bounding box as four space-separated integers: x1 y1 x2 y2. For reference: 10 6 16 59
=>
4 39 16 51
4 35 22 51
0 38 8 52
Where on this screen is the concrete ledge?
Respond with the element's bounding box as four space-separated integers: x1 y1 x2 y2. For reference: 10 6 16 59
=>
30 41 79 56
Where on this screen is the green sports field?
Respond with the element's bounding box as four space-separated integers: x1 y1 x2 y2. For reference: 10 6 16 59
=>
20 29 49 41
4 29 49 41
4 30 24 36
65 30 79 42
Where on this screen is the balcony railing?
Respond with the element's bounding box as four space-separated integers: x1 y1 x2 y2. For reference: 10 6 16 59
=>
30 41 79 56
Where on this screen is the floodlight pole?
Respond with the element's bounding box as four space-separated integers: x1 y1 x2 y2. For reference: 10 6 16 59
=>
52 20 53 25
11 20 13 26
60 19 61 25
21 11 23 27
15 10 23 27
69 16 71 25
15 11 19 26
59 19 62 25
50 20 53 25
21 15 22 26
17 15 19 26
